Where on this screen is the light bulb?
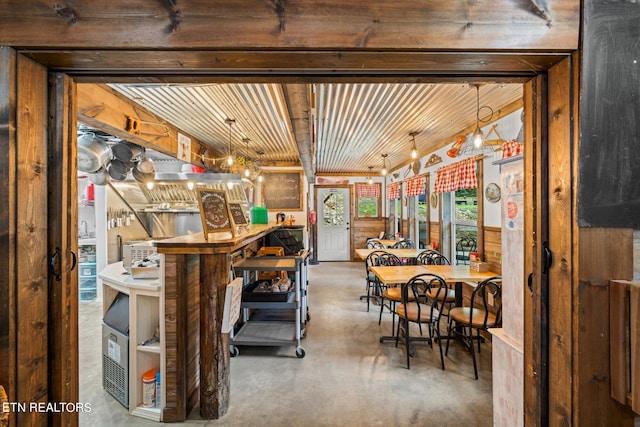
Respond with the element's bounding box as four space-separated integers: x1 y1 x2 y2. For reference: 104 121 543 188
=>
227 181 234 189
187 181 195 190
244 167 250 177
381 167 387 176
258 175 264 183
146 181 154 190
411 148 418 159
473 126 484 148
227 155 233 166
368 177 373 185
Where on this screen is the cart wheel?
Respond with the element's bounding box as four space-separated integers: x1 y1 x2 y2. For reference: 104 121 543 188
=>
306 312 311 322
230 346 240 357
295 347 306 358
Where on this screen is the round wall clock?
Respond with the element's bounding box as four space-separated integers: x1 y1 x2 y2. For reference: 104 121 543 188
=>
430 193 438 208
485 183 501 203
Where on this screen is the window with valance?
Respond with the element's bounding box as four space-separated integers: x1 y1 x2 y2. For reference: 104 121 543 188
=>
405 175 426 197
433 157 478 193
387 182 401 200
356 183 381 218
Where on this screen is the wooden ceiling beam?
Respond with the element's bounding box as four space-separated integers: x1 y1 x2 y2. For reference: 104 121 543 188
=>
77 84 221 166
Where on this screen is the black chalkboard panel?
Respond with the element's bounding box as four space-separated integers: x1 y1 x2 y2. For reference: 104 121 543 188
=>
197 189 232 238
228 203 248 226
578 0 640 228
262 171 302 211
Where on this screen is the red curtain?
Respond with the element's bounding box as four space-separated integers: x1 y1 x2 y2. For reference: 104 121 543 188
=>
405 175 426 197
433 158 477 193
356 183 380 198
387 182 401 200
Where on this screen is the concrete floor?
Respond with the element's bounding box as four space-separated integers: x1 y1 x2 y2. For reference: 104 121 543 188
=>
79 261 493 426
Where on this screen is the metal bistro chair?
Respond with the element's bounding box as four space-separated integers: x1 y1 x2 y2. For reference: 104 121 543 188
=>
376 253 406 333
395 273 448 369
455 237 477 265
366 239 385 249
361 250 391 311
416 250 455 318
392 239 415 249
446 276 502 379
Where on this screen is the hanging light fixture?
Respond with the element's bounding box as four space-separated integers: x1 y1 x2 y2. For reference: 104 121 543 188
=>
255 149 264 182
409 131 419 159
380 154 388 176
242 137 251 177
471 84 484 148
367 166 374 185
225 118 235 166
187 181 195 190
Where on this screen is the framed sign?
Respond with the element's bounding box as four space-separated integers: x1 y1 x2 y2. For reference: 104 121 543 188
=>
262 170 302 210
196 189 233 239
228 203 248 226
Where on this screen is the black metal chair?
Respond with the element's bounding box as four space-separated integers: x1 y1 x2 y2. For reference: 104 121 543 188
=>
446 276 502 379
392 239 415 249
455 237 477 265
394 273 448 369
374 253 404 331
360 250 390 311
366 239 385 249
416 250 455 317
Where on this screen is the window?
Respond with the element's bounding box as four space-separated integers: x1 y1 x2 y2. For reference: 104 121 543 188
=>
355 183 381 218
452 188 478 264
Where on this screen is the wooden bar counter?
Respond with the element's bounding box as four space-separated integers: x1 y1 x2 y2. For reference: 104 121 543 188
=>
154 224 278 421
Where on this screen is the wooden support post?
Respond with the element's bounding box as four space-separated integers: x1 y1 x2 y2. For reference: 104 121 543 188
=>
199 253 230 419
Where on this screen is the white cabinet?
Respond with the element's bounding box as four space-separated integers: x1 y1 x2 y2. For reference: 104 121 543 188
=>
99 262 164 422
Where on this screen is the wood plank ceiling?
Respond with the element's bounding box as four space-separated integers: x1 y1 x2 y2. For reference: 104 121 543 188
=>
108 82 523 177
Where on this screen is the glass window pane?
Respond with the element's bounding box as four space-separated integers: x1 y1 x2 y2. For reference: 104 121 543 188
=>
322 191 345 226
454 189 478 221
358 197 378 217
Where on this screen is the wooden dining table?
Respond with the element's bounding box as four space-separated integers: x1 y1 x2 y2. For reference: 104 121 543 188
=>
355 248 423 261
370 264 499 343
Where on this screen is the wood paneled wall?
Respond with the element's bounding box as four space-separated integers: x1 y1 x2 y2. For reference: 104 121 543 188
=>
483 226 502 275
351 217 386 259
429 222 441 252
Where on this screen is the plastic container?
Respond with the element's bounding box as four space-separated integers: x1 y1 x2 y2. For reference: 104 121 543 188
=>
250 206 268 224
155 370 161 408
142 368 158 407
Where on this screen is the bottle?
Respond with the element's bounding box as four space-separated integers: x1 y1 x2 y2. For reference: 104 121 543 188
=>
155 370 161 408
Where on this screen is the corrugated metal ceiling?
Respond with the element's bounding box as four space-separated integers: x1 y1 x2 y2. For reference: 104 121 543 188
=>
109 82 522 175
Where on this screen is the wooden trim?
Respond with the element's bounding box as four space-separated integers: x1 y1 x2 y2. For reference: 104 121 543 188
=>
524 72 549 426
47 71 80 427
16 53 50 426
0 46 17 420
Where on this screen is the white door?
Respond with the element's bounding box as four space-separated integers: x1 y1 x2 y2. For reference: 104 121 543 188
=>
317 188 350 261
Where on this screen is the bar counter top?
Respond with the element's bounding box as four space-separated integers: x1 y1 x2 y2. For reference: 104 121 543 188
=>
153 224 279 254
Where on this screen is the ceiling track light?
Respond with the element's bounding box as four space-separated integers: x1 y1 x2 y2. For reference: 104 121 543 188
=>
380 153 388 176
409 131 419 159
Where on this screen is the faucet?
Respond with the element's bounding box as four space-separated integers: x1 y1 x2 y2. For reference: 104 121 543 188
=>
80 220 88 238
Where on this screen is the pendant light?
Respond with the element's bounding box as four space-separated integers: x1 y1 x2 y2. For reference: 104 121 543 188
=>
471 84 484 148
367 166 374 185
256 149 264 182
409 131 419 159
225 118 235 166
242 137 251 177
380 154 388 176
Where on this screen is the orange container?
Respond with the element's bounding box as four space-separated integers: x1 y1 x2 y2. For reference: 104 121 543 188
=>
142 368 158 407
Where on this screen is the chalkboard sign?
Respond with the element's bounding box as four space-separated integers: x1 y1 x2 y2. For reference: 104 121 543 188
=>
228 203 248 226
197 189 233 239
579 0 640 228
262 171 303 211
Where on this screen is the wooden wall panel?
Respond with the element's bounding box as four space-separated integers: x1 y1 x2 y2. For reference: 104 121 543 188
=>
0 1 579 51
15 53 49 427
429 221 441 252
0 46 17 424
186 254 200 415
576 228 635 425
483 226 502 275
352 218 386 259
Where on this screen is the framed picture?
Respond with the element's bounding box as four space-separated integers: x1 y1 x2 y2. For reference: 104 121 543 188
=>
485 183 501 203
196 189 233 240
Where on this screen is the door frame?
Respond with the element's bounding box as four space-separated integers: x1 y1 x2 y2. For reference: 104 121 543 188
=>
1 48 584 426
314 184 352 261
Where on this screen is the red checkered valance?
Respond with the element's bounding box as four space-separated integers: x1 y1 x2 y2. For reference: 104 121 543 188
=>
356 183 380 198
387 182 401 200
502 139 524 158
405 175 426 197
433 158 478 193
